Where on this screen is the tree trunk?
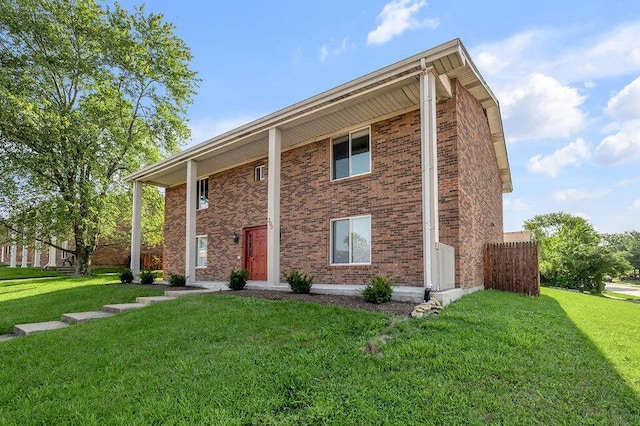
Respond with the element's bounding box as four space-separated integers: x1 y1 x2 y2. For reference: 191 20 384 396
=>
74 244 93 276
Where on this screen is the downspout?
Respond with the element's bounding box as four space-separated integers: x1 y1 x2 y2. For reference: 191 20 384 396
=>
420 58 438 301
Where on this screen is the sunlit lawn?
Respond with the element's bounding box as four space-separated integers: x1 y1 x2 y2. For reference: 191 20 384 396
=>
0 266 60 280
0 287 638 424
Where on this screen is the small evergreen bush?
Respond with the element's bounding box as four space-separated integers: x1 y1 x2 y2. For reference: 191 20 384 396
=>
119 269 134 284
139 270 155 285
169 274 187 287
362 275 393 304
228 268 249 290
283 270 314 294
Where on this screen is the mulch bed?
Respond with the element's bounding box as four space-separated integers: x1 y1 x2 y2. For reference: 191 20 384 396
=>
143 284 417 316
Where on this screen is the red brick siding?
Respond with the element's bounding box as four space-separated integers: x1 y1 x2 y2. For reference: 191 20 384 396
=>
437 80 503 288
281 111 424 285
163 86 504 288
164 184 186 279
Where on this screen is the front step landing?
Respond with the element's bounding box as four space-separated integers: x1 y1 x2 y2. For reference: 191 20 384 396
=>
14 321 69 336
62 311 114 324
102 303 146 314
136 296 177 305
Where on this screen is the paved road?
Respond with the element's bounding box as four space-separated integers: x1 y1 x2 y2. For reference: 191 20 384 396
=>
605 282 640 297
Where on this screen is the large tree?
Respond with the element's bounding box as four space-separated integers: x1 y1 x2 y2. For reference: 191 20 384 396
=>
601 231 640 275
524 212 630 293
0 0 197 275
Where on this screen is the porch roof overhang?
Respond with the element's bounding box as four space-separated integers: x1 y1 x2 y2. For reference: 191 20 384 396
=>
126 38 513 193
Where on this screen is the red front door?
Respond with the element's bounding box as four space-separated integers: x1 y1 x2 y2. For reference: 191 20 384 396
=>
244 226 267 280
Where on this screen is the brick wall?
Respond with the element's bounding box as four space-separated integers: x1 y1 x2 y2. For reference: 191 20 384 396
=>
163 85 504 288
437 80 504 288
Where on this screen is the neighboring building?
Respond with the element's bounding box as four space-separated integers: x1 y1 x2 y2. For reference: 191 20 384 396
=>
127 39 512 294
504 231 532 243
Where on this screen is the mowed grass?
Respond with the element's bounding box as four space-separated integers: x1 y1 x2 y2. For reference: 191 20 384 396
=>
0 289 638 424
0 275 164 334
543 287 640 393
0 266 60 280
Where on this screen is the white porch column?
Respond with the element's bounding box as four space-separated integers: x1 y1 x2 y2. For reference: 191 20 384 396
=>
267 127 281 286
33 235 41 267
420 64 439 289
1 245 4 263
49 237 57 267
130 180 143 280
185 160 197 284
9 233 17 268
21 243 28 268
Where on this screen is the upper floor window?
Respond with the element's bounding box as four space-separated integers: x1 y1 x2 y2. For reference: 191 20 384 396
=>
197 178 208 210
254 165 266 182
332 127 371 180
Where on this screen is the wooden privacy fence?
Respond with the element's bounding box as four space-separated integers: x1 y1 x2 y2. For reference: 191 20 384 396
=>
484 242 540 296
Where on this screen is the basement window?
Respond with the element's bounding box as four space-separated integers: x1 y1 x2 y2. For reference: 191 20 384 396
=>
332 127 371 180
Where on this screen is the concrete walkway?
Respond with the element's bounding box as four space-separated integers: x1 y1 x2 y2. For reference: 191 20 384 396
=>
605 282 640 297
0 288 221 342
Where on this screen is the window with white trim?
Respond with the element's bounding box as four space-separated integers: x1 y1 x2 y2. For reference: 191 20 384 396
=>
332 127 370 180
197 178 208 210
331 215 371 265
196 235 207 268
254 165 266 182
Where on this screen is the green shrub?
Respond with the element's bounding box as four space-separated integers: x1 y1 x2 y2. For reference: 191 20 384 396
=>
169 274 187 287
283 270 314 294
119 269 134 284
362 275 393 304
228 268 249 290
139 270 155 285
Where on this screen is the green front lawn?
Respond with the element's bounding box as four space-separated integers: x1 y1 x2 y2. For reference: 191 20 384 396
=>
0 275 164 334
0 266 60 280
0 287 638 424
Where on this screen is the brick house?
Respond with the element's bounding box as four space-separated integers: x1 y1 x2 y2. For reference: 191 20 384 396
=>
127 39 512 301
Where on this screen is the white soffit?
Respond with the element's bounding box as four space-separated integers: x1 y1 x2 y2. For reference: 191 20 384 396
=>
128 38 512 193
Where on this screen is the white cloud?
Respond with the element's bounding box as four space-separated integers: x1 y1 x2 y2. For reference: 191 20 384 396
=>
319 44 329 63
595 77 640 166
367 0 438 45
527 138 590 177
319 37 356 62
503 198 530 211
188 114 262 147
605 76 640 121
552 188 609 203
498 73 587 142
616 177 640 187
594 120 640 166
475 23 640 84
630 199 640 211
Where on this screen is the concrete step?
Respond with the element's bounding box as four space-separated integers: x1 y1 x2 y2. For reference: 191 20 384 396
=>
62 311 114 324
50 266 75 276
101 303 146 314
14 321 69 336
164 289 222 297
136 296 177 305
0 334 17 342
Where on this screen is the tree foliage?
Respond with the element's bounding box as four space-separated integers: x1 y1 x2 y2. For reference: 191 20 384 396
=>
524 212 630 293
601 231 640 274
0 0 197 274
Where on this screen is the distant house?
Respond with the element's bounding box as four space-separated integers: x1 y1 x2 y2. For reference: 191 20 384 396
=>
504 231 532 243
127 39 512 299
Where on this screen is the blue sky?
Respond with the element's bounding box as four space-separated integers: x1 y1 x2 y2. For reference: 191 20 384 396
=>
120 0 640 233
